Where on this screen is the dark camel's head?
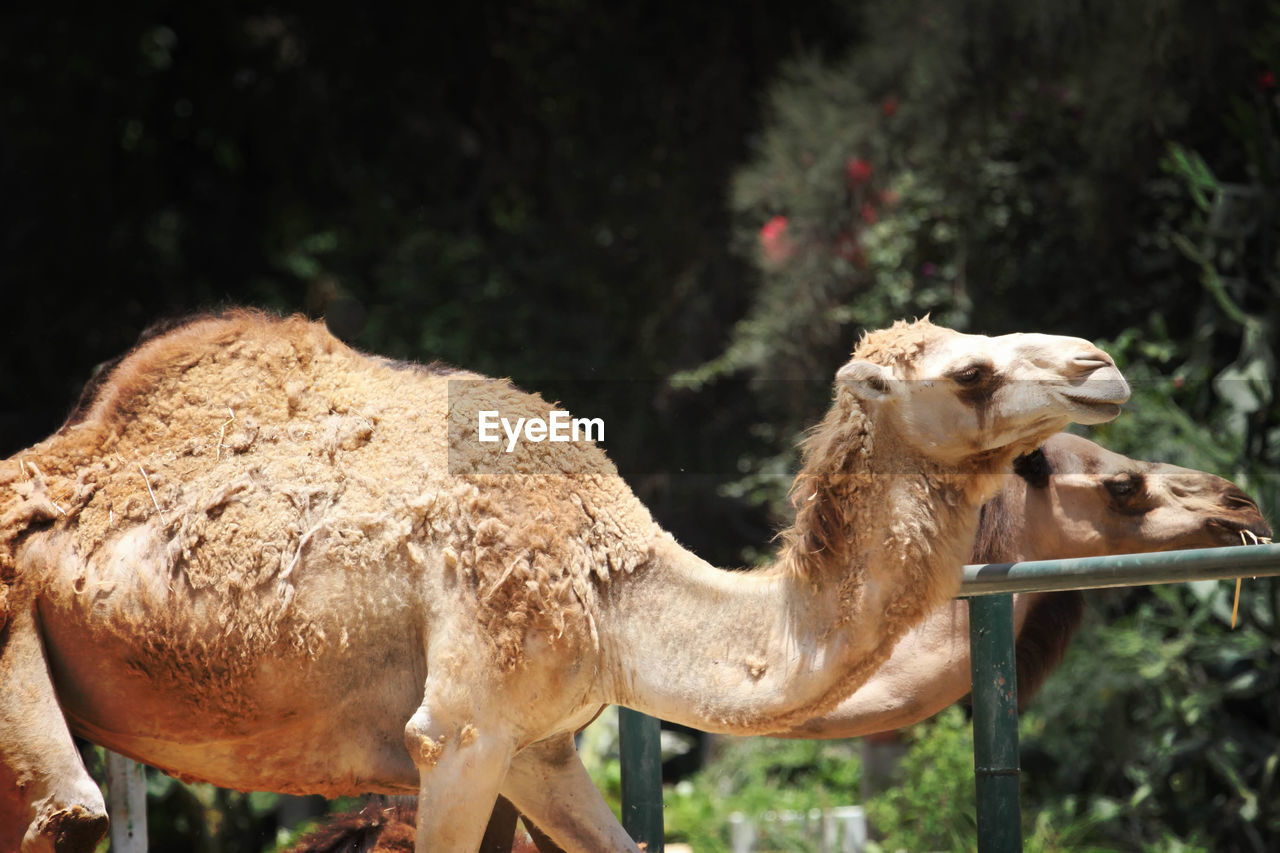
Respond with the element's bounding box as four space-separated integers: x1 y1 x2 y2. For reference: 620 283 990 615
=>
1010 432 1272 558
979 433 1271 705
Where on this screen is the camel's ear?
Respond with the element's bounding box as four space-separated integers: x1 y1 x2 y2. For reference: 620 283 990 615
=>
836 359 893 401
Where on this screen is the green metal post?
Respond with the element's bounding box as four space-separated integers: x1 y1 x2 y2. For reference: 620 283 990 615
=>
969 593 1022 853
619 707 664 851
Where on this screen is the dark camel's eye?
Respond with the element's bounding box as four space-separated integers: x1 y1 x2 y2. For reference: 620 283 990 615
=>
1105 475 1141 500
952 365 986 386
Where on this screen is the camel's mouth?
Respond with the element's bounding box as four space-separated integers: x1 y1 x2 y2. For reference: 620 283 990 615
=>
1067 397 1123 413
1212 519 1275 544
1058 367 1130 421
1060 395 1124 422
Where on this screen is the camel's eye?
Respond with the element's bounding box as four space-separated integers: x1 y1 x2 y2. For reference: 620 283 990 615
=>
951 364 987 386
1105 475 1142 500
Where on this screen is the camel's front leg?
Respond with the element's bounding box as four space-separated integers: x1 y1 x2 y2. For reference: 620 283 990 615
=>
0 594 108 853
403 674 517 852
502 732 641 853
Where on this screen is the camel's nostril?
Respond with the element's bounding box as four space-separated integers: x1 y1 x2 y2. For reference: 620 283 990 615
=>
1223 487 1260 512
1072 354 1114 371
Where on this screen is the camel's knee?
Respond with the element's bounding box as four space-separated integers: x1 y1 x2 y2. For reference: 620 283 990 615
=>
403 707 516 851
404 710 447 769
2 759 107 853
0 598 107 851
404 709 485 771
23 793 109 853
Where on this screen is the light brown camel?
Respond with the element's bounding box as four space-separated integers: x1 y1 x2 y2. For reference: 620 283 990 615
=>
0 310 1128 852
297 431 1271 853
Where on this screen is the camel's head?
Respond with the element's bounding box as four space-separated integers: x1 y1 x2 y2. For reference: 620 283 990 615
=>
837 319 1129 467
1015 432 1272 556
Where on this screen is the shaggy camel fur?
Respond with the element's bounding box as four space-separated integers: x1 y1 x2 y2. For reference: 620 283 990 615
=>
330 432 1272 852
0 310 1128 852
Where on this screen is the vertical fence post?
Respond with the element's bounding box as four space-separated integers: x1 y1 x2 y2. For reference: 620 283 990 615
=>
968 593 1022 853
105 752 148 853
619 707 664 851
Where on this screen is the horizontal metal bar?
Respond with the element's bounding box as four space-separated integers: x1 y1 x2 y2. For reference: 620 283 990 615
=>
960 543 1280 596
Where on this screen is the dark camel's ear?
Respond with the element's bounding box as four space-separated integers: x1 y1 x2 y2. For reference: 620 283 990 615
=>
1013 448 1052 489
837 359 893 401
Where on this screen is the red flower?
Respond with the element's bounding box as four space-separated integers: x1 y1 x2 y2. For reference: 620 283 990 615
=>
880 95 899 117
1259 70 1276 91
759 215 791 262
860 202 878 224
845 157 873 188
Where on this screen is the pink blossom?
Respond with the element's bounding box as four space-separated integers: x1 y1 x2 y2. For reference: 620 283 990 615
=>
760 215 791 262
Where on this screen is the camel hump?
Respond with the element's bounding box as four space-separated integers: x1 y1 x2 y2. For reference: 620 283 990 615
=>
6 307 657 678
60 311 279 429
60 309 341 435
0 310 381 666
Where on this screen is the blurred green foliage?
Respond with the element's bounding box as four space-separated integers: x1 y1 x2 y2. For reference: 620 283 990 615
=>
663 735 862 851
662 707 1142 852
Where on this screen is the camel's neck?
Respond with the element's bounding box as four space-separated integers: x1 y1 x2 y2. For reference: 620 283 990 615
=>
598 534 845 733
973 477 1033 563
597 432 995 735
974 476 1101 564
